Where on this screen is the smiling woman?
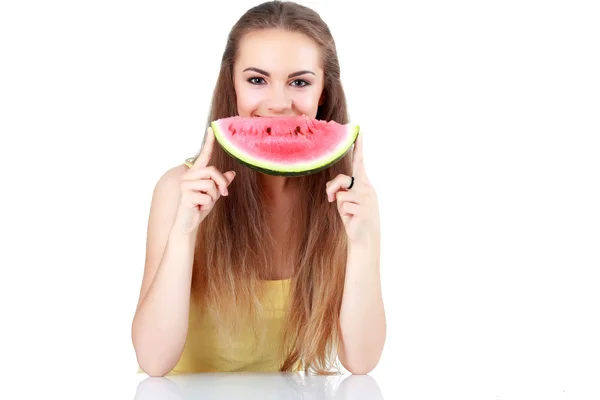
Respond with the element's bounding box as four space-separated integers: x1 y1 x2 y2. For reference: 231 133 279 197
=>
131 0 386 377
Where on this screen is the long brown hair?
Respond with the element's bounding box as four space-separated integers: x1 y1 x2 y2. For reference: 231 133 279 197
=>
190 0 353 375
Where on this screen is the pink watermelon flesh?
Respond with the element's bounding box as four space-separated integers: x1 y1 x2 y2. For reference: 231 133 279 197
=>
211 115 359 176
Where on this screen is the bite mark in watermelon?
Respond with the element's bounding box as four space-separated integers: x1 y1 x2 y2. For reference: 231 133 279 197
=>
211 115 360 176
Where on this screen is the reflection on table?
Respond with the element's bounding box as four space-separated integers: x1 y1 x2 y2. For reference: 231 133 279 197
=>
133 372 384 400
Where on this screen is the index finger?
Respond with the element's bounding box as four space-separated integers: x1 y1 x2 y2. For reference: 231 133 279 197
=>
193 127 215 169
351 132 364 177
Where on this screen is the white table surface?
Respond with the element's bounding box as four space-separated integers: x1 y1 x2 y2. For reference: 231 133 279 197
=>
132 372 384 400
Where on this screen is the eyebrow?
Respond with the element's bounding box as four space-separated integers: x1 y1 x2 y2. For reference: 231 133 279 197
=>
242 67 315 78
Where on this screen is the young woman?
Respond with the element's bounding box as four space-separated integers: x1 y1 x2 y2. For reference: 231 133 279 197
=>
132 0 386 377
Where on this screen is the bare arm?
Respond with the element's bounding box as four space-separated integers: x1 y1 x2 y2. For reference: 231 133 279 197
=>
331 134 386 375
338 239 386 375
131 128 236 376
131 165 197 377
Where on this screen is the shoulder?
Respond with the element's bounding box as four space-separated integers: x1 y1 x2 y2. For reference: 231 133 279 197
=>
151 159 193 201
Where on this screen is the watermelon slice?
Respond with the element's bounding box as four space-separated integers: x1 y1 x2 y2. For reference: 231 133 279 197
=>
210 115 360 176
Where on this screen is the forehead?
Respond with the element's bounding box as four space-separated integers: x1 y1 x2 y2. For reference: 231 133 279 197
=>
236 28 323 73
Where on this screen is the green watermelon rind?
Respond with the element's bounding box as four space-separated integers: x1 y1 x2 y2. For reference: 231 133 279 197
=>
211 119 360 177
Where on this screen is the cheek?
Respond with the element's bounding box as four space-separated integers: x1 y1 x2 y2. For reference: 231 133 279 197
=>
291 90 322 115
234 82 262 117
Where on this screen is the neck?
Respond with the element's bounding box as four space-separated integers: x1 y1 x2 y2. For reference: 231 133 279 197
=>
259 173 297 203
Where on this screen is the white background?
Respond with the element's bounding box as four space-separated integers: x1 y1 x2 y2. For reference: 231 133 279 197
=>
1 0 599 398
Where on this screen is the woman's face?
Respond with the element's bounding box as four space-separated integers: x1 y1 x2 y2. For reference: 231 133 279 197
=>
233 28 325 119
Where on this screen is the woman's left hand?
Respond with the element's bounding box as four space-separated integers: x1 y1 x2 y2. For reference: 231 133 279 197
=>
325 132 380 245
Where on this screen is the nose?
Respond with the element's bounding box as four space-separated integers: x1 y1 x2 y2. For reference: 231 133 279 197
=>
266 85 292 114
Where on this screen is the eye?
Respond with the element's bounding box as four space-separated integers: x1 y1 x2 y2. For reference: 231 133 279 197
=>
248 77 266 85
290 79 310 87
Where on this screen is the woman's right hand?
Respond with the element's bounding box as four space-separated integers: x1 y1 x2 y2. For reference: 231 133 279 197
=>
172 127 236 235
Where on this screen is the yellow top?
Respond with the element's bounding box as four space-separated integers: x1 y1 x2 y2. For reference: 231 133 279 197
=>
137 159 297 375
182 157 195 169
172 278 294 374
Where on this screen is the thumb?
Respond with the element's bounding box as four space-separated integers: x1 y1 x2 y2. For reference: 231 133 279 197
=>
224 170 236 186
